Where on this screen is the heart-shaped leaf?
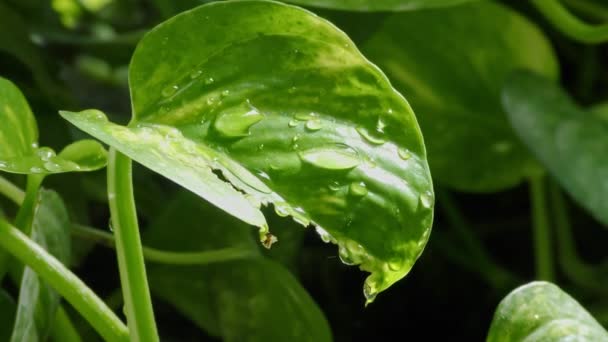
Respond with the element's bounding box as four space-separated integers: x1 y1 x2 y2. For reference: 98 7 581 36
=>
60 0 434 301
0 77 107 175
502 71 608 225
10 190 71 342
287 0 478 11
146 192 331 342
362 1 558 192
487 281 608 341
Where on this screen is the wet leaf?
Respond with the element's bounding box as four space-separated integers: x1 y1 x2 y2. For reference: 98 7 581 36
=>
287 0 478 11
10 190 71 342
503 71 608 226
0 77 107 175
487 281 608 341
146 192 332 342
61 0 434 301
362 1 558 192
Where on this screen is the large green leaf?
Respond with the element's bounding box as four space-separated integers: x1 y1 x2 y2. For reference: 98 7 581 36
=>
0 289 16 342
146 192 332 342
362 1 558 192
487 281 608 341
60 0 434 301
0 77 107 175
10 190 71 342
287 0 478 11
502 71 608 225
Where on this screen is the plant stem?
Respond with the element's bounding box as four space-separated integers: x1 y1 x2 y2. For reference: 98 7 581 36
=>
72 224 255 265
531 0 608 43
562 0 608 21
0 176 25 205
548 181 607 294
529 175 554 281
107 148 158 342
51 306 83 342
0 219 128 342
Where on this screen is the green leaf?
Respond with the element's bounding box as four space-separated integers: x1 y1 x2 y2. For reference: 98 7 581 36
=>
362 1 558 192
487 281 608 341
10 190 71 342
502 71 608 226
146 192 332 342
60 0 434 301
287 0 478 11
0 77 107 175
0 289 17 342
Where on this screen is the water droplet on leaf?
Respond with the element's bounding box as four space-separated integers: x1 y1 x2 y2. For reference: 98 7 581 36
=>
189 70 202 79
419 190 433 209
398 148 411 160
349 182 368 197
29 166 43 173
305 119 322 131
298 144 360 170
44 161 62 172
288 120 299 127
214 103 264 137
356 126 386 145
161 85 179 97
37 147 56 161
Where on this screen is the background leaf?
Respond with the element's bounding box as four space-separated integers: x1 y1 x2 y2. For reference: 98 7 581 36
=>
146 192 332 342
61 0 434 300
0 77 107 175
0 289 17 342
487 281 608 341
502 71 608 225
362 1 558 192
10 190 71 342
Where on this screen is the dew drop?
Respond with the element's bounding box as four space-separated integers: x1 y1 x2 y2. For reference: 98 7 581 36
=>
349 181 368 197
376 117 387 133
189 70 202 79
44 161 62 172
37 147 56 161
0 161 6 168
315 227 334 243
31 142 39 149
214 103 264 137
305 119 322 131
84 110 108 122
288 120 299 127
364 282 378 304
161 85 179 97
29 166 43 173
356 126 386 145
294 112 316 121
221 89 230 97
398 148 412 160
419 190 434 209
338 246 356 265
298 144 360 170
328 181 341 191
204 77 214 85
274 202 290 217
387 258 402 271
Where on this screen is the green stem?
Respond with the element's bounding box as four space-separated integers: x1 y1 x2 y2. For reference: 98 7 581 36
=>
0 219 128 342
107 149 158 342
72 224 255 265
531 0 608 43
563 0 608 21
436 189 519 290
548 181 607 294
51 307 83 342
529 175 554 281
0 176 25 205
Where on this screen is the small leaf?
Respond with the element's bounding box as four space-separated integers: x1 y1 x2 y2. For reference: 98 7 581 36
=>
146 192 332 342
61 0 434 301
0 77 107 175
487 281 608 341
10 190 71 342
362 1 558 192
287 0 478 11
502 71 608 226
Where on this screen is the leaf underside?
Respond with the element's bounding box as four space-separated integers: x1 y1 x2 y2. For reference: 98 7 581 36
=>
61 0 434 301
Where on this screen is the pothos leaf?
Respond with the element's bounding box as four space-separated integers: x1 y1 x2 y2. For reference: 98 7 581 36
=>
10 190 71 342
0 77 107 175
503 71 608 226
362 1 558 192
487 281 608 341
286 0 479 12
60 0 434 302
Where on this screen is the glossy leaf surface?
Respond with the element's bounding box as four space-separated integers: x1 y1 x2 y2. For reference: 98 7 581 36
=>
487 281 608 341
362 1 558 192
61 0 434 300
287 0 478 11
10 190 71 342
503 72 608 225
0 77 107 175
146 192 332 342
